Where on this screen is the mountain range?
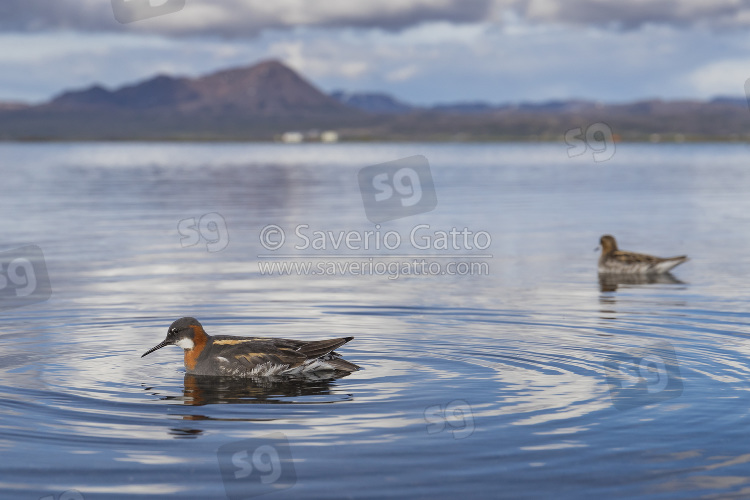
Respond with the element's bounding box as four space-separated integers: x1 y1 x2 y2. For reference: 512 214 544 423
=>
51 60 353 116
1 60 749 141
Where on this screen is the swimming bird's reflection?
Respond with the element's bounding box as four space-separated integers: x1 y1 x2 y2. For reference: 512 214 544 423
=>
597 272 688 321
155 373 354 437
175 372 354 406
598 272 685 293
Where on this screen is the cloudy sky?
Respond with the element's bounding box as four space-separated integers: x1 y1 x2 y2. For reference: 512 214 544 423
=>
2 0 750 105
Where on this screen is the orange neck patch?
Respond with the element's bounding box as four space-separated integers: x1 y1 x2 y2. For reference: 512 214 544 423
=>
184 325 208 371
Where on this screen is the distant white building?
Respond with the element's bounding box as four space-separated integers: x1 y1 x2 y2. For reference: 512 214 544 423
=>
321 130 339 143
280 130 339 143
281 131 304 143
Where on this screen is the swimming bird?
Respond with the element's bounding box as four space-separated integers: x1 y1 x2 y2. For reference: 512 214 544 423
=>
142 317 359 377
597 235 688 274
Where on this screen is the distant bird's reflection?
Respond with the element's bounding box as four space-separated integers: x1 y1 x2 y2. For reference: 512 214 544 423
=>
175 372 353 406
598 272 685 293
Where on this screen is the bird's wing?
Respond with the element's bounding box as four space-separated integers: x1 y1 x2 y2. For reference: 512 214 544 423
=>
208 336 356 371
611 250 664 265
232 349 308 370
296 337 354 359
213 339 308 370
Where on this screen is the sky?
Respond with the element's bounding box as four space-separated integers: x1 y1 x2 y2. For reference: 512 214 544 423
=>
2 0 750 105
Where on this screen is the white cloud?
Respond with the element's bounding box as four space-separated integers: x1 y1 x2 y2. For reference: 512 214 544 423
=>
5 0 750 37
1 9 749 104
0 0 495 36
386 66 420 82
688 59 750 98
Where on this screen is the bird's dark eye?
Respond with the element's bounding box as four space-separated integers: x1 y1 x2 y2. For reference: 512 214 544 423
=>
169 328 178 335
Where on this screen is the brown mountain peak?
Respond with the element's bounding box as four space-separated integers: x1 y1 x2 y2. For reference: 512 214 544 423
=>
45 58 356 117
191 59 348 115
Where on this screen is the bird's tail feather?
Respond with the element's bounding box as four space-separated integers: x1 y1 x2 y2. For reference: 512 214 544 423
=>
326 358 360 372
297 337 354 359
653 256 688 274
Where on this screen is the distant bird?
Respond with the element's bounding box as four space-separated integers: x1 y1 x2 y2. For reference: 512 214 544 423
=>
597 235 688 274
142 317 359 377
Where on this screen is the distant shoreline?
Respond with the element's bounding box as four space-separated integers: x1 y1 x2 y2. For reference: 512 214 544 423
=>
2 60 749 145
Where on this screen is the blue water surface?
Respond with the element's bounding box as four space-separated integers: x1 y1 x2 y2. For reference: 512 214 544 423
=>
1 142 750 499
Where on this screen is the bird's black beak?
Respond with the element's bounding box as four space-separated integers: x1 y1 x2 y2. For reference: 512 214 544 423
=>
594 246 601 252
141 338 172 358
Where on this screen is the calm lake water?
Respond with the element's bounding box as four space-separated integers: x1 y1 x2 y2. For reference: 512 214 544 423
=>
1 142 750 499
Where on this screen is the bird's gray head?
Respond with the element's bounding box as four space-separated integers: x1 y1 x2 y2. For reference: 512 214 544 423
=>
141 317 205 357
